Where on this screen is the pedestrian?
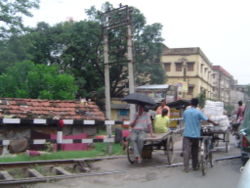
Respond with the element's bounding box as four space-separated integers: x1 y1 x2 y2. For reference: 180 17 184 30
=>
154 108 170 133
236 100 245 124
156 99 171 117
182 98 217 172
130 104 154 163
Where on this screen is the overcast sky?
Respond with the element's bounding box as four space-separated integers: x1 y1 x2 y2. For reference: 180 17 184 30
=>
23 0 250 85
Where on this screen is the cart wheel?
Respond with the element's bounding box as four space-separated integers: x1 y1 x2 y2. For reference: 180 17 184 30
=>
166 135 174 164
127 140 136 164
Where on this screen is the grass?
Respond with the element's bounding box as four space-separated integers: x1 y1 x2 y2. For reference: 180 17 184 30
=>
0 143 124 163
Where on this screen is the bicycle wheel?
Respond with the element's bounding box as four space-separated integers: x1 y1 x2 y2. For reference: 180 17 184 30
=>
225 131 230 152
166 135 174 164
208 151 214 167
200 154 207 176
200 141 208 176
127 140 136 164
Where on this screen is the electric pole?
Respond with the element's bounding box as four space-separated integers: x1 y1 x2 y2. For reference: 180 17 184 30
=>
101 5 135 120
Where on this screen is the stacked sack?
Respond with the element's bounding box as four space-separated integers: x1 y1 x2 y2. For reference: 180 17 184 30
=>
203 100 230 131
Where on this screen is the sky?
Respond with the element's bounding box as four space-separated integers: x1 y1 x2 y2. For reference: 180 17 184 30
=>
23 0 250 85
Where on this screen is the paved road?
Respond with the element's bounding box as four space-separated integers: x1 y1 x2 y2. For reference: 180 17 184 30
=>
31 135 243 188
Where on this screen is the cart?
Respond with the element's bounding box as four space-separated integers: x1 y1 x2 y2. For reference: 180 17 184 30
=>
202 125 230 152
126 130 176 164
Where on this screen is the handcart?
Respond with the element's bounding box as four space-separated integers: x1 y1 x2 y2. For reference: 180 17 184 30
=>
127 130 176 164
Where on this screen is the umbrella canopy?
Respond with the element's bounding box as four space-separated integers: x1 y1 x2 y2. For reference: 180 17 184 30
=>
122 93 156 106
167 99 190 109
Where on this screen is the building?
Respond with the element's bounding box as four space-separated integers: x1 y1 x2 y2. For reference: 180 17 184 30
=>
161 47 214 100
0 98 105 141
212 65 234 105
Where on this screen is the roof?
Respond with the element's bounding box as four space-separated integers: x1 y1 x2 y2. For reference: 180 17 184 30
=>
162 47 212 66
213 65 233 78
0 98 105 121
136 84 170 90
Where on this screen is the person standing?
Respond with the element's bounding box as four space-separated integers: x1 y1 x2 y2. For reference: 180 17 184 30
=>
156 99 171 117
130 104 154 163
182 98 217 172
236 100 245 124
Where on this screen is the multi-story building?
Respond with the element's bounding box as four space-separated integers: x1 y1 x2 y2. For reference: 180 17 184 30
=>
212 65 234 105
161 47 214 100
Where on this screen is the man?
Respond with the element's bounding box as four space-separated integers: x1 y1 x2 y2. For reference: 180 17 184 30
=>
182 98 217 172
130 104 154 163
156 99 171 117
236 100 245 124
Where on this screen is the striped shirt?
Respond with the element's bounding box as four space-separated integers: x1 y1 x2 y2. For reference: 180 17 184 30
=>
132 112 152 131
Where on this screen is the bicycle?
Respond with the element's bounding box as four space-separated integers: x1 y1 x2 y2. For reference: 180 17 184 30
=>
199 127 214 176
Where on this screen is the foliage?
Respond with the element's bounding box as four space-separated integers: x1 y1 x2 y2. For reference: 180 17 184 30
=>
0 143 123 162
0 61 78 99
0 0 40 39
197 91 206 108
0 2 166 103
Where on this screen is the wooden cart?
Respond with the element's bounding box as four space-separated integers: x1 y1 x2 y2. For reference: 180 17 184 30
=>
126 131 175 164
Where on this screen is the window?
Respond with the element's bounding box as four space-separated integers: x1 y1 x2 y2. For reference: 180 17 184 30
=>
164 63 171 72
188 85 194 95
175 62 182 72
200 64 204 74
187 62 195 71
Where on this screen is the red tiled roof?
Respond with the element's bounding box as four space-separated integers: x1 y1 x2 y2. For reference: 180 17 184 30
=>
0 98 105 121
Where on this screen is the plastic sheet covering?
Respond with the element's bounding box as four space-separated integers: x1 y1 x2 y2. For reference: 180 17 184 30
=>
241 100 250 143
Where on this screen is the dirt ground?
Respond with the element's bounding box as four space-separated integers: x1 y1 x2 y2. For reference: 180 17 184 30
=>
1 134 243 188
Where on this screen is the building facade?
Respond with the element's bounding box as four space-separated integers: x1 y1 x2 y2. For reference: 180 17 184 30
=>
212 65 234 105
161 47 214 100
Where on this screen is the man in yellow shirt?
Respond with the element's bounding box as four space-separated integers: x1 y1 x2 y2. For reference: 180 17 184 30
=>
154 109 170 133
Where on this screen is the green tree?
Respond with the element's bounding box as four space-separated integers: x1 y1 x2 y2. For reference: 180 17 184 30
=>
0 2 166 102
0 0 40 38
0 61 78 99
197 91 206 108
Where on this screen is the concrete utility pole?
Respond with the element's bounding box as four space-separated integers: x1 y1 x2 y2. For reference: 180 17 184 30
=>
101 5 135 120
103 29 111 120
126 10 136 119
101 5 135 153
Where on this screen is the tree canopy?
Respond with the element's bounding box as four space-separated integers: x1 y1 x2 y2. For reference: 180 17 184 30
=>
0 61 78 99
0 2 166 103
0 0 40 39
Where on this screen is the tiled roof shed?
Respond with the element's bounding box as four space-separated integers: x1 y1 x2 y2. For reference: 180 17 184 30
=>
0 98 105 121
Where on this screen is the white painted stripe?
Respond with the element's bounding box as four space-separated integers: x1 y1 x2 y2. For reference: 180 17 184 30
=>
81 139 93 143
83 120 95 125
123 121 130 125
62 139 73 144
33 119 47 124
3 140 10 146
103 137 115 143
3 118 20 124
57 131 63 144
33 139 46 144
63 119 73 125
105 120 115 125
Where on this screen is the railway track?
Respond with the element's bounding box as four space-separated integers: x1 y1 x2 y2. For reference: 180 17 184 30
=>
0 156 125 185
